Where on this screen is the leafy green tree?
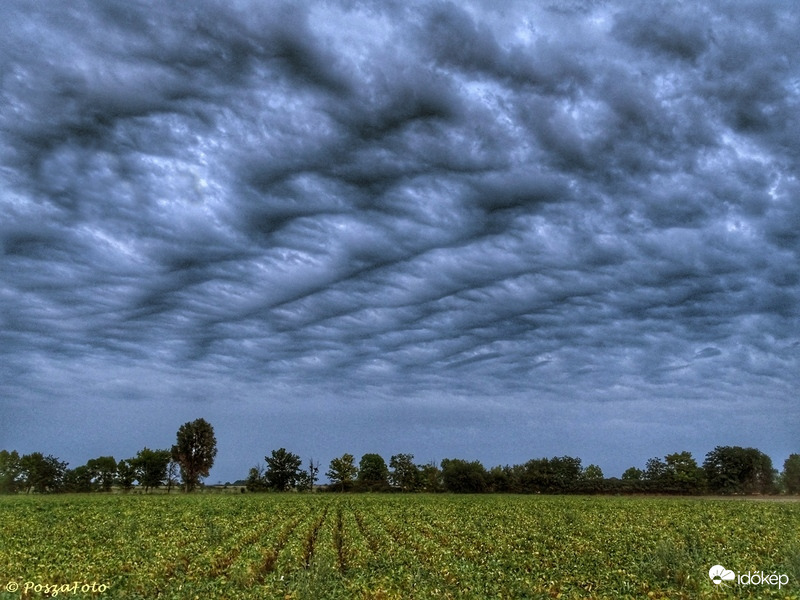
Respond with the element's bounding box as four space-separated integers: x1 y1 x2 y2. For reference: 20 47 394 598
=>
0 450 21 494
87 456 117 492
550 456 583 490
663 451 705 494
357 453 389 490
783 454 800 494
643 457 667 482
418 462 443 492
520 456 582 493
440 458 487 493
265 448 303 491
327 453 357 492
640 453 706 494
246 465 268 492
19 453 67 493
622 467 643 481
133 448 171 492
116 459 137 492
63 465 93 493
519 458 549 492
389 454 421 492
166 460 180 493
575 463 605 493
703 446 774 494
582 464 604 480
171 418 217 492
488 465 516 493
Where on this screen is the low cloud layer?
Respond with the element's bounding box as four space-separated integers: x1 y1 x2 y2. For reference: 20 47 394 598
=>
2 0 798 480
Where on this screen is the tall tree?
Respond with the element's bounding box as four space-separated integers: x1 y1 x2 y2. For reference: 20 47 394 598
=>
171 418 217 492
133 448 171 492
63 466 93 493
663 451 705 494
87 456 117 492
19 453 67 494
582 464 604 481
418 462 443 492
116 459 137 492
519 456 582 493
549 456 583 491
0 450 21 494
389 453 421 492
265 448 303 491
166 459 180 493
440 458 487 493
487 465 515 493
326 453 357 492
357 453 389 490
703 446 774 494
781 454 800 494
621 467 643 481
643 457 667 484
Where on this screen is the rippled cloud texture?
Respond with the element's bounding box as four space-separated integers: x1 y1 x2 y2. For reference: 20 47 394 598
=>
2 0 798 480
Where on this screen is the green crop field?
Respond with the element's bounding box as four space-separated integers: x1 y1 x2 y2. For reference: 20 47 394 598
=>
1 494 798 599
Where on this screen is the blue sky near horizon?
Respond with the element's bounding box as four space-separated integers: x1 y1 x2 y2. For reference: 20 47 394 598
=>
1 0 798 484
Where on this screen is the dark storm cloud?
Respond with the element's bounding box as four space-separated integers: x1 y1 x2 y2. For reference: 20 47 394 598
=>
2 0 798 477
612 2 712 63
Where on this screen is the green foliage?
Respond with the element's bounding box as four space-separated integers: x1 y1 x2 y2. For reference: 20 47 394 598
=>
440 458 487 493
418 461 443 492
703 446 774 494
783 454 800 494
326 454 357 492
642 452 706 494
18 452 68 494
644 456 667 481
62 465 93 493
622 466 643 481
357 453 389 490
171 418 218 492
86 456 117 492
389 453 420 491
246 465 268 492
582 464 604 480
133 448 171 492
0 450 21 494
487 464 515 492
518 455 583 493
265 448 303 491
1 494 798 599
115 459 137 492
297 458 320 492
166 459 181 492
664 451 706 494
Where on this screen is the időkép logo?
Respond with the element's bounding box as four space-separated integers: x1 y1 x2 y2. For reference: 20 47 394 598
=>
708 564 789 590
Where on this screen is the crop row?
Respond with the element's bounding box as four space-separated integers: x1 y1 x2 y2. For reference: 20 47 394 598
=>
1 494 798 599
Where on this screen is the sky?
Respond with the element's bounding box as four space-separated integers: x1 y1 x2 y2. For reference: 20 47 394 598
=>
1 0 798 484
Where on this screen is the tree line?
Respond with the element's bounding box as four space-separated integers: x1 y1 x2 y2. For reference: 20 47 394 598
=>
248 447 800 495
0 418 217 494
2 417 798 496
